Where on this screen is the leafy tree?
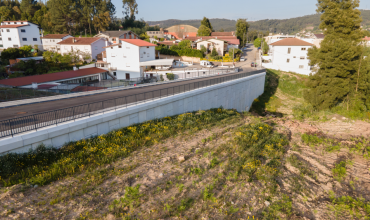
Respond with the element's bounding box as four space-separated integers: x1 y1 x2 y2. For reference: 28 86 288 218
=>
253 38 263 48
305 0 368 110
139 32 149 40
0 6 12 21
236 19 249 46
228 48 242 58
159 38 164 41
197 25 211 36
201 17 213 31
122 0 138 21
0 46 33 64
178 40 191 49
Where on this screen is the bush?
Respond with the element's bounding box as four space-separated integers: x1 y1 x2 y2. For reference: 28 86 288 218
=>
166 73 175 80
155 47 204 58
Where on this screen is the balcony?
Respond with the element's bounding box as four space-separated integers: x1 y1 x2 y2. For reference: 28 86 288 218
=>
109 67 117 71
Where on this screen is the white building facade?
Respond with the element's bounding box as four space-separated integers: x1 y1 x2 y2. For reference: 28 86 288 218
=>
263 38 314 75
57 37 108 61
41 34 73 52
0 21 41 50
104 39 157 79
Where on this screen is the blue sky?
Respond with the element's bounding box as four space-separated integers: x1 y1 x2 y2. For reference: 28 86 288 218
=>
111 0 370 21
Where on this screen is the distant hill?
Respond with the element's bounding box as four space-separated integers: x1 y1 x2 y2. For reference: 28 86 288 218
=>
147 10 370 34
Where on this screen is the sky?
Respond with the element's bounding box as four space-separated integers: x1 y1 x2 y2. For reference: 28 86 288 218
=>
112 0 370 21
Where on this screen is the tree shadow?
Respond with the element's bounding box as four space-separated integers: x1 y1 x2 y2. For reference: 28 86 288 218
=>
250 69 284 117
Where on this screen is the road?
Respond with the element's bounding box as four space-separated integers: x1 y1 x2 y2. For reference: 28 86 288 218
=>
236 43 258 69
0 68 263 121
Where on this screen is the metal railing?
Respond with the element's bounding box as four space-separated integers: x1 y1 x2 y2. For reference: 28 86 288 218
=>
0 69 265 139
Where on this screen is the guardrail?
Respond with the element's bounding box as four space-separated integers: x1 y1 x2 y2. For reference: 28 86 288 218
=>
0 69 265 139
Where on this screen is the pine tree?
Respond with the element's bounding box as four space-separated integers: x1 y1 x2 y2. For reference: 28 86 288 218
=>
197 25 211 36
200 17 213 31
305 0 369 110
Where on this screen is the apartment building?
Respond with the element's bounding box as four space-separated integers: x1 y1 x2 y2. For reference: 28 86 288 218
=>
0 21 41 49
57 37 107 61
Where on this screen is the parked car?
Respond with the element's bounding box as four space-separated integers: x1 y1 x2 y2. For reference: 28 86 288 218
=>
200 60 216 68
240 57 245 61
251 62 257 67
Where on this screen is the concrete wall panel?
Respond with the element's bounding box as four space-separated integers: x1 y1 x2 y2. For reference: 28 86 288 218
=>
0 72 266 154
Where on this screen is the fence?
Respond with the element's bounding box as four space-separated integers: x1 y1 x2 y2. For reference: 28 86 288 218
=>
0 69 265 139
0 67 237 102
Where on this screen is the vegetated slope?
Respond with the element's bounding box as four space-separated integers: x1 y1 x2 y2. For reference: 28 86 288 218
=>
147 10 370 34
1 94 370 220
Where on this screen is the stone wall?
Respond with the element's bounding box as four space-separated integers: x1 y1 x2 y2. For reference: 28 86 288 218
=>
0 72 266 154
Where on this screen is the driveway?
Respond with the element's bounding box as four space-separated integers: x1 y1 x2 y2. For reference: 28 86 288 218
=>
235 43 258 70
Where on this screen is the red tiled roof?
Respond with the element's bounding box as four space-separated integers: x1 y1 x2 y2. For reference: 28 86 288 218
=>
314 34 325 39
57 37 102 45
211 32 234 36
363 36 370 41
158 41 178 46
120 39 156 47
71 86 106 92
270 38 314 46
0 67 107 87
185 36 237 41
0 24 28 28
41 34 70 39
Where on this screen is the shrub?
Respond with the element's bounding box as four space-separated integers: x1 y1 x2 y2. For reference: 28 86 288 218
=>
166 73 175 80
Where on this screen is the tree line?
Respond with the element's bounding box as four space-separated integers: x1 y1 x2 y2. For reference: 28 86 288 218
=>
0 0 160 37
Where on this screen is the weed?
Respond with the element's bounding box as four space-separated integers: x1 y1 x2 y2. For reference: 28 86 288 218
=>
109 185 143 215
177 198 194 212
328 191 370 219
176 183 185 193
262 194 292 219
332 160 353 182
203 184 217 202
209 157 220 169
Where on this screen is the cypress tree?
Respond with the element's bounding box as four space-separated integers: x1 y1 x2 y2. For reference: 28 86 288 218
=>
305 0 369 110
201 17 213 32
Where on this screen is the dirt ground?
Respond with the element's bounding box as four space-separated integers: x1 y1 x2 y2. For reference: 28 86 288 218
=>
1 71 370 219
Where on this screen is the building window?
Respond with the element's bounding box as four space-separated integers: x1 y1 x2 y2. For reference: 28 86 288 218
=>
299 65 304 69
22 38 27 41
6 29 9 32
0 45 3 48
0 37 2 41
301 48 306 51
95 46 98 50
300 57 305 60
126 63 130 67
13 45 18 48
21 29 25 33
293 56 296 58
140 53 143 58
7 22 10 24
287 59 290 63
118 45 122 48
8 37 11 41
113 72 116 76
112 38 116 41
147 53 149 57
287 48 291 54
33 38 37 41
111 53 116 57
21 22 23 24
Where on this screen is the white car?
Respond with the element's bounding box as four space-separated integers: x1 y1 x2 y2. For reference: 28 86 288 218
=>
200 60 216 68
240 57 245 61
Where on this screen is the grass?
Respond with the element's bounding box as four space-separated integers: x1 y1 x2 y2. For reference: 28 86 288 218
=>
251 69 370 121
0 108 239 187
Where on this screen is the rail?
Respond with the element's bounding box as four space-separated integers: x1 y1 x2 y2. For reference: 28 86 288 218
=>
0 69 265 139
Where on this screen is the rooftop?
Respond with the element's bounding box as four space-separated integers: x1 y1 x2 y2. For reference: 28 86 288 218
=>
57 37 102 45
363 36 370 41
314 34 325 39
0 24 28 28
211 32 234 36
120 39 157 47
0 67 107 87
41 34 71 39
270 38 314 46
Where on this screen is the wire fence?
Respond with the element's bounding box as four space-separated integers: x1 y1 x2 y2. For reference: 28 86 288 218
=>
0 69 265 139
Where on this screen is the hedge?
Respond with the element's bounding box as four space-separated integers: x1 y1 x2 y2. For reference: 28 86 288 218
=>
156 47 204 58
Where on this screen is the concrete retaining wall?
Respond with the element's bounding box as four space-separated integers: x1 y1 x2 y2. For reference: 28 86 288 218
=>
0 72 266 154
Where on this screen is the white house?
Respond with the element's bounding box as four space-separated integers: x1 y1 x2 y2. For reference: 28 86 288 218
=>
363 36 370 46
0 21 42 50
57 37 108 61
94 30 139 44
104 39 173 80
263 38 314 75
41 34 73 52
197 39 227 56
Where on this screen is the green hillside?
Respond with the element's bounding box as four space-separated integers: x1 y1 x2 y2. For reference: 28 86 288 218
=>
147 10 370 34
